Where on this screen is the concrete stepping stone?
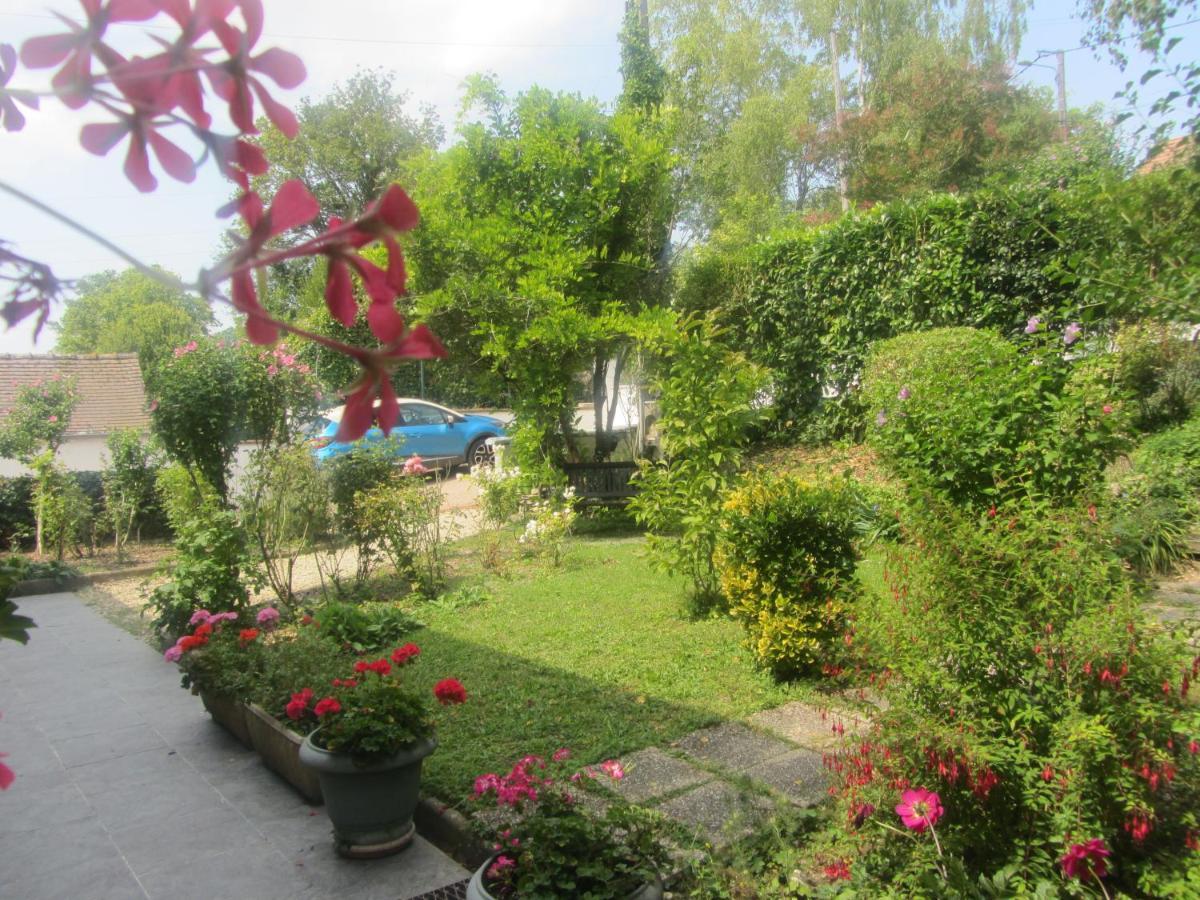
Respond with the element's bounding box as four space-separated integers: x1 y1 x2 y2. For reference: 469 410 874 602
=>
611 747 713 805
672 722 794 771
749 701 868 750
743 749 828 806
655 780 773 847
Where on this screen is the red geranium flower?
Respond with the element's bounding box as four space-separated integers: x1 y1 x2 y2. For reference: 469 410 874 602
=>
313 697 341 717
238 627 259 645
391 643 420 666
434 678 467 705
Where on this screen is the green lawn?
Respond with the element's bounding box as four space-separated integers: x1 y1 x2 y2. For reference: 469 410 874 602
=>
402 534 821 805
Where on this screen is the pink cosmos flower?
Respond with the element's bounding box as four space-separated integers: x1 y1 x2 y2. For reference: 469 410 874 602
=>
1060 838 1110 880
895 788 943 832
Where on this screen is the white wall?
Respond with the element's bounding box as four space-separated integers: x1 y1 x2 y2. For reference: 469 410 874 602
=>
0 434 109 477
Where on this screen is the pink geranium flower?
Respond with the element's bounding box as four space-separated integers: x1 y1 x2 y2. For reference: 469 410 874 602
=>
895 788 943 832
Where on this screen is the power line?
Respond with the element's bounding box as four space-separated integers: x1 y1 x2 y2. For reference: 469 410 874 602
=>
0 11 615 50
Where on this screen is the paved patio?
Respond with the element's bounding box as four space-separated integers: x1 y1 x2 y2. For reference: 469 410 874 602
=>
0 591 469 900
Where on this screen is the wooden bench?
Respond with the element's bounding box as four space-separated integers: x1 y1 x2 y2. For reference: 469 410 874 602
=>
560 461 640 506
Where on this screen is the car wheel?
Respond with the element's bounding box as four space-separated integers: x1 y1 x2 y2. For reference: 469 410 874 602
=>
467 437 495 469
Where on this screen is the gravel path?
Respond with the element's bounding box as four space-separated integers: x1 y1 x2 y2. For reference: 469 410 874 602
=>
81 478 483 633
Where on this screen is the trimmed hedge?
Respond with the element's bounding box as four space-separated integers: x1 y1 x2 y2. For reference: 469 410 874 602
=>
684 167 1200 437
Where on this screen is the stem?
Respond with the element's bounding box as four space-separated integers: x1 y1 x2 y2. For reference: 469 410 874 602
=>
1095 873 1111 900
0 179 182 287
925 819 948 880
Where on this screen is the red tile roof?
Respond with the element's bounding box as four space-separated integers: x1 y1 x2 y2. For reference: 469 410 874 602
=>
0 354 150 436
1137 135 1196 175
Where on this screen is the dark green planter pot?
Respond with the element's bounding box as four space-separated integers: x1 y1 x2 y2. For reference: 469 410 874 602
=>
466 855 663 900
299 731 436 859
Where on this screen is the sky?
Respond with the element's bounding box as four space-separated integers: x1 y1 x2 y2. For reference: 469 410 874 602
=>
1 0 1197 356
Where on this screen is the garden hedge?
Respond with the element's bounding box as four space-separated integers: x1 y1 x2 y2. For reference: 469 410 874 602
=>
683 166 1200 437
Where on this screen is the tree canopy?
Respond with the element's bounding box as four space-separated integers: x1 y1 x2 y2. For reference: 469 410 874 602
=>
53 267 212 371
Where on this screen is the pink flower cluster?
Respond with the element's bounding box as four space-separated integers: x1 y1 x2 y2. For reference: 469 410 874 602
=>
402 454 428 476
3 3 447 442
255 607 280 630
173 340 199 358
163 609 238 661
473 751 625 809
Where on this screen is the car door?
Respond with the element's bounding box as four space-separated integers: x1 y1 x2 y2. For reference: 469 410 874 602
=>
399 403 458 464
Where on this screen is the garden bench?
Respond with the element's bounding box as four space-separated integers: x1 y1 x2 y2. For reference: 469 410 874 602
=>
560 461 640 506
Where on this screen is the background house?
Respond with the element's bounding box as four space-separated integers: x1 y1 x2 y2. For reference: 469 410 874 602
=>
0 354 150 476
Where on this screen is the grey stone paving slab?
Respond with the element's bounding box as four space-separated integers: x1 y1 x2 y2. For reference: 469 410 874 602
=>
672 721 794 771
749 701 868 750
53 721 169 768
0 816 120 888
656 780 773 847
611 747 713 804
0 856 146 900
0 591 469 900
743 749 828 806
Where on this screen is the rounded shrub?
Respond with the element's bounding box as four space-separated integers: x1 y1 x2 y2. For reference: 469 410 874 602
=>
863 326 1126 506
714 473 858 680
862 327 1028 505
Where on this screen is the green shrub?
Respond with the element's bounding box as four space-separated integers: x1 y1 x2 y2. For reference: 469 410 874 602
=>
839 497 1200 894
714 473 858 680
355 473 445 596
239 445 329 605
248 625 352 731
311 600 420 654
0 477 34 549
102 429 160 558
863 327 1126 506
155 464 221 534
1104 416 1200 575
144 503 253 642
325 439 401 587
629 315 771 607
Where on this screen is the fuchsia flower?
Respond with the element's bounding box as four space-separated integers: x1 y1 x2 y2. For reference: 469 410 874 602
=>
895 788 943 832
1060 838 1110 881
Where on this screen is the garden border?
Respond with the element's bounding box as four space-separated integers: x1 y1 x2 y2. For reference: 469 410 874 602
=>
9 563 160 597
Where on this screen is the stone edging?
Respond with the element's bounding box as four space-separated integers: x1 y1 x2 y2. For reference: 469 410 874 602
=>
10 563 161 597
414 795 490 869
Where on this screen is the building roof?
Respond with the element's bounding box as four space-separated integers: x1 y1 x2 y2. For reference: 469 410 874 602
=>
1137 135 1196 175
0 354 150 437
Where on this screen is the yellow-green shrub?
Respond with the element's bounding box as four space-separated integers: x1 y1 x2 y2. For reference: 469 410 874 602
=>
714 473 858 680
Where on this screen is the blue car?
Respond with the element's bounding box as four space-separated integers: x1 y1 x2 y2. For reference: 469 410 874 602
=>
310 398 507 470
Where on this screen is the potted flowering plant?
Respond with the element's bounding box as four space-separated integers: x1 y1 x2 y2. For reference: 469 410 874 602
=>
297 643 467 858
467 751 668 899
167 608 259 746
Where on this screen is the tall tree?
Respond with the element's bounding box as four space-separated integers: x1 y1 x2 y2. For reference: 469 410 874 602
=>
651 0 1031 240
54 267 211 372
250 69 443 238
411 79 675 462
247 70 443 322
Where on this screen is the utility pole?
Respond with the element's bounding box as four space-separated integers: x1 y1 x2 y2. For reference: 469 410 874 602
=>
639 0 648 28
1054 50 1068 141
830 27 849 211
